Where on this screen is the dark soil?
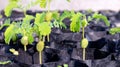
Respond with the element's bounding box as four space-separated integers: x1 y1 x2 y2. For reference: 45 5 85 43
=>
0 10 120 67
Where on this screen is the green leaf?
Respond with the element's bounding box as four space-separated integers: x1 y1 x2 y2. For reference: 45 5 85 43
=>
4 2 18 17
52 11 60 20
9 0 19 2
0 61 11 65
70 12 82 32
39 0 47 8
109 27 120 35
27 33 34 44
57 65 62 67
4 24 15 44
93 13 110 26
39 22 51 36
23 15 34 23
11 34 17 42
63 64 68 67
60 11 71 22
35 13 46 25
81 17 88 27
53 20 59 28
67 0 71 2
60 22 67 29
0 19 11 30
88 16 93 22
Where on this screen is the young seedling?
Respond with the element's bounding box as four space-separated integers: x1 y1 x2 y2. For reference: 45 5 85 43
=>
34 1 70 64
34 12 51 64
2 15 34 51
19 15 34 51
70 11 110 60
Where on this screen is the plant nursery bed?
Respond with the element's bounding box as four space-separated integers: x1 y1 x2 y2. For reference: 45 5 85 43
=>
0 7 120 67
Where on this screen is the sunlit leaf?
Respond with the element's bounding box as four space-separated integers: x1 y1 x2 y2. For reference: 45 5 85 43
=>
70 12 82 32
60 11 71 21
109 27 120 35
93 13 110 26
4 24 15 44
35 13 46 25
39 0 47 8
4 2 18 17
39 22 51 36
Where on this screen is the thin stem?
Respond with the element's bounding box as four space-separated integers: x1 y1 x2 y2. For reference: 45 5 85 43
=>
47 0 50 12
24 45 27 51
82 27 85 60
82 27 85 39
83 48 85 60
43 36 45 42
23 10 26 17
39 51 42 64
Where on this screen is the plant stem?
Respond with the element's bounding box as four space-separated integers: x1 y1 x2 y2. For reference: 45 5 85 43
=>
24 45 27 51
47 0 50 12
82 27 85 39
82 27 85 60
39 51 42 64
43 36 45 42
83 48 85 60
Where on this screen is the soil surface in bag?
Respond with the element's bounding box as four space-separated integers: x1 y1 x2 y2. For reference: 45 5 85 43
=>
0 10 120 67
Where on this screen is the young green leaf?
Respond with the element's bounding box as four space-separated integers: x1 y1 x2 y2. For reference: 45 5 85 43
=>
45 12 53 22
0 19 11 30
9 0 19 2
60 11 71 22
39 22 51 36
4 24 15 44
4 2 18 17
0 61 11 65
52 11 60 20
70 12 82 32
81 17 88 27
11 34 17 42
67 0 71 2
92 13 110 26
39 0 47 8
35 13 46 25
57 65 62 67
64 64 68 67
109 27 120 35
59 22 67 29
